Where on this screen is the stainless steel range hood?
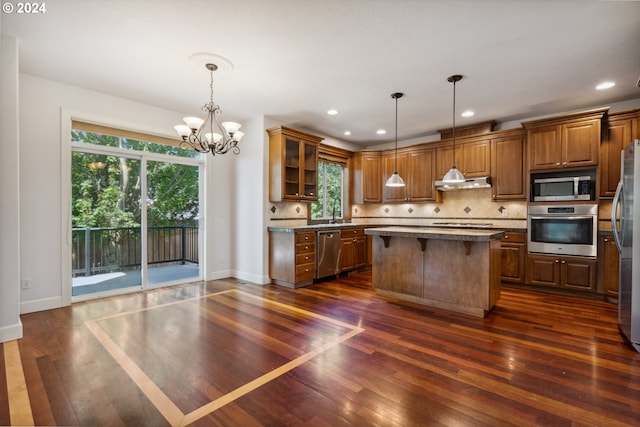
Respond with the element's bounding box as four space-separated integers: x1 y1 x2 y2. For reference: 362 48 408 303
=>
435 176 492 191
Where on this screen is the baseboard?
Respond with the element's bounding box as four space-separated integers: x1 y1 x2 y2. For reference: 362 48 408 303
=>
20 296 64 314
232 270 271 285
207 270 233 281
0 321 23 343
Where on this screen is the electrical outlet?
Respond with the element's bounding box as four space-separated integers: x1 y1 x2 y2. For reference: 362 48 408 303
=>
21 278 31 289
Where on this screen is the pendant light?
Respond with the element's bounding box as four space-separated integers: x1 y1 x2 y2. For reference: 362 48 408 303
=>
442 75 465 183
385 92 405 187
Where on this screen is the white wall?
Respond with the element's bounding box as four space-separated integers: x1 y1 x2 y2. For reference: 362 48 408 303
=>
18 74 266 313
0 35 23 342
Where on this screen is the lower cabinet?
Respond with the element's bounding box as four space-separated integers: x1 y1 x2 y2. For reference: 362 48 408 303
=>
526 254 596 292
500 231 526 284
340 228 368 272
269 231 316 288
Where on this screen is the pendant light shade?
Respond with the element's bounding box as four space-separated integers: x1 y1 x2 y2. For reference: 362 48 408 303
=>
385 92 406 187
442 75 465 183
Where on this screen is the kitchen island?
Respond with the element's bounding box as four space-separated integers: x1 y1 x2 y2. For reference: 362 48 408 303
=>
365 226 505 317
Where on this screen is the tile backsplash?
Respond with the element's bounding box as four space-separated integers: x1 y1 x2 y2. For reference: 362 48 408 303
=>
268 189 528 228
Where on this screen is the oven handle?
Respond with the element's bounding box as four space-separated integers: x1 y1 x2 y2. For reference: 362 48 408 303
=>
529 215 595 221
611 180 623 253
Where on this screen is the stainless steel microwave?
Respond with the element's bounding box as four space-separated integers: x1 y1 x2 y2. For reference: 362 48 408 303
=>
532 175 593 202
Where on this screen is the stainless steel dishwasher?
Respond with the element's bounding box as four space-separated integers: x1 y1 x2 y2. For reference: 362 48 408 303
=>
316 230 341 278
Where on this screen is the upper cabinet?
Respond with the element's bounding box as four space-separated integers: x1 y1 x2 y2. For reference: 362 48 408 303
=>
600 108 640 198
352 151 382 203
523 108 607 171
491 131 526 200
267 126 323 202
382 147 438 203
436 140 491 179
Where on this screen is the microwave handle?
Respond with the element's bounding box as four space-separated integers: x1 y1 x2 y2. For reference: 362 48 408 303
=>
611 181 623 253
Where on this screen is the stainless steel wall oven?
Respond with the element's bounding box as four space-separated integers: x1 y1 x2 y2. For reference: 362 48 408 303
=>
528 204 598 258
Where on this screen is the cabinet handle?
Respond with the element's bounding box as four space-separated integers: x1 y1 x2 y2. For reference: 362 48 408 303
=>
305 256 309 260
561 260 566 264
305 268 309 272
504 235 509 239
353 239 357 243
555 259 559 263
604 238 609 242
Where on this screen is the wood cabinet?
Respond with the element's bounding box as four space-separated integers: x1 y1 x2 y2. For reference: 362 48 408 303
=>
382 151 408 202
599 234 619 301
352 151 382 203
340 228 368 272
523 109 607 171
382 147 438 203
600 109 640 198
267 126 323 202
269 231 316 288
436 140 491 179
491 133 526 200
499 231 526 284
526 254 596 292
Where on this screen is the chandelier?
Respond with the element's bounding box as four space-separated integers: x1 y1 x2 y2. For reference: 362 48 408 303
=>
174 63 242 156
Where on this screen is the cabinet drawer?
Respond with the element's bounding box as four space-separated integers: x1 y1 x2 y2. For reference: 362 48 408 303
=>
295 232 315 244
343 228 364 237
296 242 315 254
295 263 315 281
296 252 314 265
501 232 525 243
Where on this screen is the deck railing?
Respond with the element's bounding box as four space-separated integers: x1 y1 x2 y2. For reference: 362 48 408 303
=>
72 225 199 277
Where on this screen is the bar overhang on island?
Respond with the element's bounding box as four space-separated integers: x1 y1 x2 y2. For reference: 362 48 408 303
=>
364 226 505 317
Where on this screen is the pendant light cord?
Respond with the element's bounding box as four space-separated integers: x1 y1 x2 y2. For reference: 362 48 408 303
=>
452 78 456 166
395 95 398 172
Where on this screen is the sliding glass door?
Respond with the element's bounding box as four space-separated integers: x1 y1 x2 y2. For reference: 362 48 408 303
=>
70 129 203 300
71 152 142 296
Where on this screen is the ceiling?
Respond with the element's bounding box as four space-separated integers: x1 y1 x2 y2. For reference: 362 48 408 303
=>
3 0 639 148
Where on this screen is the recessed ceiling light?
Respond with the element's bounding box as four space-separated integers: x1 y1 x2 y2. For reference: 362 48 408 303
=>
344 130 351 136
596 81 615 90
461 110 475 118
376 129 386 135
327 109 338 115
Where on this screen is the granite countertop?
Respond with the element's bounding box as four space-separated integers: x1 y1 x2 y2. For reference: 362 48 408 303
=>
365 226 505 241
268 221 526 233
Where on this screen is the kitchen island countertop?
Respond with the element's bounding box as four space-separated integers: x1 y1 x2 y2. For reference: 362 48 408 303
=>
365 226 505 241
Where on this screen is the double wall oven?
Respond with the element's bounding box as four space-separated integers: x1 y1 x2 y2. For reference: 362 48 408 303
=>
528 204 598 258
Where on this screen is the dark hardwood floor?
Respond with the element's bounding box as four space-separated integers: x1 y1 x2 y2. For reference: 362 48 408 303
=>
1 269 639 426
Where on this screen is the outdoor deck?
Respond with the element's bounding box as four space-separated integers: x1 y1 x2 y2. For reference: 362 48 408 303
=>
72 264 199 296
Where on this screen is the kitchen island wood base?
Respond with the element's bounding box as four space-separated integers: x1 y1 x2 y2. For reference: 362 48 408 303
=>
366 227 504 317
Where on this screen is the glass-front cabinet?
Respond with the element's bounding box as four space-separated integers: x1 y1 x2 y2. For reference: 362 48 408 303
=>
268 126 323 202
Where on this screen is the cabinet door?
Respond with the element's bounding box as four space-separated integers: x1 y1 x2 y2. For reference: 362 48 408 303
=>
283 137 302 199
301 142 318 200
491 135 526 200
500 232 526 284
362 153 382 203
436 145 459 179
526 254 560 287
407 148 436 202
383 152 407 202
600 119 631 197
562 119 599 168
461 140 491 177
602 236 619 300
528 125 562 170
339 237 355 272
355 236 367 269
560 257 596 291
